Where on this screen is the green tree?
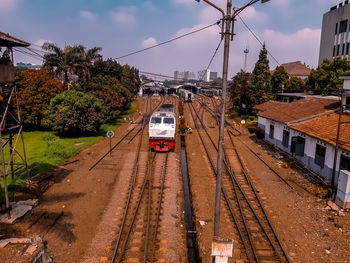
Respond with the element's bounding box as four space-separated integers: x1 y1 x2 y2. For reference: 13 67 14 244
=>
45 90 103 135
16 70 63 127
271 66 289 94
229 70 252 114
306 57 350 94
42 43 102 90
249 44 273 106
286 77 305 92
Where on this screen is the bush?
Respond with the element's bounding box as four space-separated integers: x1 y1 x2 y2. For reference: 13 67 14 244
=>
45 90 103 135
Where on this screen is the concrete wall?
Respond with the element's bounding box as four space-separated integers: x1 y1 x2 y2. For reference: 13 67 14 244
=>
319 3 350 64
257 116 266 130
260 118 350 184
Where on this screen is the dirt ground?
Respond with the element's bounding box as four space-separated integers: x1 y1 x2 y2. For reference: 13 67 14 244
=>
184 98 350 263
0 96 186 263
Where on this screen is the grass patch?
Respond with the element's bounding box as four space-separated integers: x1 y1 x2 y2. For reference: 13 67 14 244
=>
3 101 138 197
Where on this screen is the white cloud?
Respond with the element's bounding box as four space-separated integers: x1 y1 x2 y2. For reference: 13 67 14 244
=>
239 6 267 24
0 0 17 11
79 11 97 21
142 37 158 48
262 28 321 69
110 6 137 25
34 39 53 47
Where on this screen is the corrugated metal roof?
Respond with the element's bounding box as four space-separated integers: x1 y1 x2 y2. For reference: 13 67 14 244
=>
0 32 30 47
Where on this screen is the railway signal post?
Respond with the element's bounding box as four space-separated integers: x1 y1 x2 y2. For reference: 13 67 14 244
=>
195 0 271 261
107 131 114 156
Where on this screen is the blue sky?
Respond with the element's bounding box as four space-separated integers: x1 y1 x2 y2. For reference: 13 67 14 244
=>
0 0 341 78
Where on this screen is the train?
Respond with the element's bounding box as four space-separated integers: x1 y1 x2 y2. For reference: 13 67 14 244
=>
199 88 222 97
178 88 193 102
148 104 176 152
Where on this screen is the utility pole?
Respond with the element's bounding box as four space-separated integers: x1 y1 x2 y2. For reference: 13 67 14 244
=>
194 0 271 261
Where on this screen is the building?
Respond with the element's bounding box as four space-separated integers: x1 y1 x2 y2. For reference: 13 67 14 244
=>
174 70 184 81
198 69 210 82
184 71 196 81
254 96 350 185
210 71 218 81
16 62 41 70
174 70 195 81
319 1 350 64
272 61 311 80
275 92 339 103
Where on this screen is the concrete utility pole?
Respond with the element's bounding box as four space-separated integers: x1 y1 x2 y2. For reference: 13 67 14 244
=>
195 0 270 261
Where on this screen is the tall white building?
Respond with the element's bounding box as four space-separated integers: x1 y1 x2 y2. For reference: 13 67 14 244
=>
198 69 210 82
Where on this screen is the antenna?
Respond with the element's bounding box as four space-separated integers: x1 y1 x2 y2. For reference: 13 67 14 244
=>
243 46 249 72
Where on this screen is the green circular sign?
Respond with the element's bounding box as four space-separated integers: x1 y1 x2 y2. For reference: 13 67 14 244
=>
107 131 114 138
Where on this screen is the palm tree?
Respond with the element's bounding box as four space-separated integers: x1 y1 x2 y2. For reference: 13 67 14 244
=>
42 43 71 89
42 43 102 90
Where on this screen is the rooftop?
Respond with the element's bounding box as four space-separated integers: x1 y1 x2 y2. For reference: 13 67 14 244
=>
291 113 350 152
273 61 311 78
0 32 30 47
254 97 339 124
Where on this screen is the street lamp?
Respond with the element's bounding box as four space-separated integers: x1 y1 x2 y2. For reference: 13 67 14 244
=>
195 0 271 261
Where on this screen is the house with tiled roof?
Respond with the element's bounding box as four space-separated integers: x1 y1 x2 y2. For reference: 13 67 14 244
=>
272 61 312 80
254 95 350 187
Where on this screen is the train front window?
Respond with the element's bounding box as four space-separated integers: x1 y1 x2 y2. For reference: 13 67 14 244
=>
151 117 162 124
163 117 174 124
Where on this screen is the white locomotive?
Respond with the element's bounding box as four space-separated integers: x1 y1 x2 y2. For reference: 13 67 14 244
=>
148 104 176 152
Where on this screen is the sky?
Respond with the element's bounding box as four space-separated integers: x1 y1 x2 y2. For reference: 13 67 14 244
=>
0 0 342 79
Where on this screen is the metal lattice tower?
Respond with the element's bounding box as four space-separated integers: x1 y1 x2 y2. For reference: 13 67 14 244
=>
0 32 30 217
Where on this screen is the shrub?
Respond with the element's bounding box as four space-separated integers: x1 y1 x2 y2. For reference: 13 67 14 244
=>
45 90 103 135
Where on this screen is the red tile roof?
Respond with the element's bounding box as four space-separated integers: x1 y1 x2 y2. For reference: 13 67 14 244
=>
255 98 339 123
291 113 350 151
272 61 311 78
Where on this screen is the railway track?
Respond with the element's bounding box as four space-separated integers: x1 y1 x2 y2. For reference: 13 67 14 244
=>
187 101 290 262
89 95 165 170
109 95 171 263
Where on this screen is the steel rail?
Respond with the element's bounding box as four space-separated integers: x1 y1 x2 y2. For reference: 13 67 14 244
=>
189 101 290 262
227 131 291 263
230 131 294 190
111 96 151 263
186 102 254 262
90 95 165 170
146 152 169 263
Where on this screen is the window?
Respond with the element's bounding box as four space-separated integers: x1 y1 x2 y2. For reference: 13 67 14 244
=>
346 96 350 110
334 45 336 56
340 20 348 33
151 117 161 124
291 136 305 157
342 43 346 55
337 44 340 56
163 117 174 124
315 144 326 168
347 43 350 55
340 155 350 172
282 130 289 148
335 22 339 35
269 125 274 139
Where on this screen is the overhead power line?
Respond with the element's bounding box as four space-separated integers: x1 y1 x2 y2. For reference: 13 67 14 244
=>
115 21 221 60
237 14 281 66
206 38 223 71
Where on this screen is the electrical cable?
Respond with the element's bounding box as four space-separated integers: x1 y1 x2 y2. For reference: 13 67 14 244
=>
115 21 220 60
237 14 281 66
205 38 223 71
